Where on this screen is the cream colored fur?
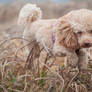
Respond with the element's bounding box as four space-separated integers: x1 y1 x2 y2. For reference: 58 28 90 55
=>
18 4 92 68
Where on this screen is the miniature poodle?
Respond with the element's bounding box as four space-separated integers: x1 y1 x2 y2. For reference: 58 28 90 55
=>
18 4 92 68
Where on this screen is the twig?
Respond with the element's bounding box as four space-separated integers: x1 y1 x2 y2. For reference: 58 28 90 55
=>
75 82 78 92
25 41 40 69
35 77 49 81
25 46 34 68
23 72 28 92
66 67 79 91
8 88 22 92
14 40 35 57
0 37 30 48
18 74 32 80
81 84 87 92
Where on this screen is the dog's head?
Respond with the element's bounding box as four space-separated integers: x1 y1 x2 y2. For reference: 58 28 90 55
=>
53 9 92 54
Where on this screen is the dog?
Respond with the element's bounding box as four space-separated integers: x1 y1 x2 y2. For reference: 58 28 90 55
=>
18 4 92 68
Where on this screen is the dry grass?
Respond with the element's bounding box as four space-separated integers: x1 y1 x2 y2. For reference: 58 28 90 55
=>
0 37 91 92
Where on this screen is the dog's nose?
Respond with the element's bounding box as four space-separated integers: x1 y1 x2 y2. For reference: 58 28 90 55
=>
84 42 91 47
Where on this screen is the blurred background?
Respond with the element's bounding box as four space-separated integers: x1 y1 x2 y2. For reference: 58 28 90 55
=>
0 0 92 39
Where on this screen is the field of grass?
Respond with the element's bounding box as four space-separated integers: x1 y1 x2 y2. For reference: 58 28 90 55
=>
0 1 92 92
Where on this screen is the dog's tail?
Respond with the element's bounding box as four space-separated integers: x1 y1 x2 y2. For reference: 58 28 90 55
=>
18 4 42 26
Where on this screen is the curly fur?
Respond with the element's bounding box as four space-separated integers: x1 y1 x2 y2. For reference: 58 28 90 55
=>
18 4 42 26
18 4 92 68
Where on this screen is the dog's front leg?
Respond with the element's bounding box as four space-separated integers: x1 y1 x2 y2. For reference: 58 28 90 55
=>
66 51 78 68
77 49 89 70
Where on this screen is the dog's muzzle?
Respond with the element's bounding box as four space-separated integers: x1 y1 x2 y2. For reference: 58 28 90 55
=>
82 42 92 48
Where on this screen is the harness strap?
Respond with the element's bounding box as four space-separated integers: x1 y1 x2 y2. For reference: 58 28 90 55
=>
51 21 57 45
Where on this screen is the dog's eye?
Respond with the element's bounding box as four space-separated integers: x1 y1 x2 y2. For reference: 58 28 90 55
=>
77 31 82 35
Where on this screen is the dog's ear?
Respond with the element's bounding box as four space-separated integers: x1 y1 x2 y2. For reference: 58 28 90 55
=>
56 20 78 50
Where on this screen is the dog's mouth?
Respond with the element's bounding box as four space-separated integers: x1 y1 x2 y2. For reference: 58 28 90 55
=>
75 49 80 55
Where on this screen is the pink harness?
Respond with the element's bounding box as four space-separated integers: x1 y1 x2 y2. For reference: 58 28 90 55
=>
51 32 55 44
51 22 57 44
